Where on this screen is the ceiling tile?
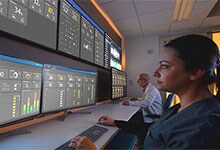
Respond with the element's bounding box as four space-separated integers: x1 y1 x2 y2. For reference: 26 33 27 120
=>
189 0 218 20
170 19 204 32
99 0 136 21
96 0 219 38
139 9 173 27
122 29 143 38
201 16 220 28
134 0 175 16
114 16 140 32
143 24 170 36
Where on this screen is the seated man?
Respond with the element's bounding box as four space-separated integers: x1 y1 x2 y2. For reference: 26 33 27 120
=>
103 73 163 147
122 73 163 122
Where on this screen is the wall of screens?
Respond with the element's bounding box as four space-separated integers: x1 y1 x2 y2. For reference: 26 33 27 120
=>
0 54 98 126
0 0 119 126
0 0 121 70
58 0 106 68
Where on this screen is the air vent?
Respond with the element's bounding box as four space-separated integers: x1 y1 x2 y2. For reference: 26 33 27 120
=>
207 0 220 17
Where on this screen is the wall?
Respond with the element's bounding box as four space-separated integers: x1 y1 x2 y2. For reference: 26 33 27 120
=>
125 36 160 98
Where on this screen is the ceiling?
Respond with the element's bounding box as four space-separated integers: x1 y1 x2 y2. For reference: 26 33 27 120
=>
95 0 220 39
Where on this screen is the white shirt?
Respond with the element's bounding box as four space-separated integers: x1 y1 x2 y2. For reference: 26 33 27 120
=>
129 83 163 123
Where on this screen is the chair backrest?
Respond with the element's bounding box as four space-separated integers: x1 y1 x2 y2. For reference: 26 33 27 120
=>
145 93 175 119
163 93 175 111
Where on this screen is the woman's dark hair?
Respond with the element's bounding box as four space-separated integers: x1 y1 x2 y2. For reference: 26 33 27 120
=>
165 34 220 97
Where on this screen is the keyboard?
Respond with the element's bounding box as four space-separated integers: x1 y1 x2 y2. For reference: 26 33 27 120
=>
55 125 108 150
110 97 130 104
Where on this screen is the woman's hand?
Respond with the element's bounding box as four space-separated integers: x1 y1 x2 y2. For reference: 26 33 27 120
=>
69 136 97 150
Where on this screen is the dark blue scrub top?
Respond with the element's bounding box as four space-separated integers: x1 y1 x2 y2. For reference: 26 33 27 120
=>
144 96 220 149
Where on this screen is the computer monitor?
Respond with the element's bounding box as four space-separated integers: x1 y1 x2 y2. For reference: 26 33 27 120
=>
96 69 111 102
105 34 122 70
58 0 80 57
0 0 58 49
111 68 127 100
0 55 42 126
41 64 97 113
94 28 104 67
80 16 95 63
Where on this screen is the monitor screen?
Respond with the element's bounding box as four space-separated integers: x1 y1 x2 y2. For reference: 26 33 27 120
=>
65 0 104 66
104 34 111 69
105 34 122 70
111 68 127 100
41 64 97 113
96 69 111 102
58 0 80 57
80 16 95 63
0 0 58 49
0 55 42 126
94 28 104 67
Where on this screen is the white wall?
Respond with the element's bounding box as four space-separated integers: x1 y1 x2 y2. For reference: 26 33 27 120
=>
125 35 160 98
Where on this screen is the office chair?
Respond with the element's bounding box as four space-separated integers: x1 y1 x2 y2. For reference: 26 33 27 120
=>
145 93 175 119
163 93 175 111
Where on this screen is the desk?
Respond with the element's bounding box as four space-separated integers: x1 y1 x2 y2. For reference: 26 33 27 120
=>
0 103 139 149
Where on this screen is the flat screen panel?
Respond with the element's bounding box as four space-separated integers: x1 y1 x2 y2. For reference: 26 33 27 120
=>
0 0 57 49
110 43 122 70
0 55 42 126
104 34 111 69
42 64 97 113
111 68 127 100
105 34 122 70
96 69 111 102
94 28 104 66
58 0 80 57
80 16 94 63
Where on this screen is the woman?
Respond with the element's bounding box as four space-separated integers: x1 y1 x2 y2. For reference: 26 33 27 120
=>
70 34 220 149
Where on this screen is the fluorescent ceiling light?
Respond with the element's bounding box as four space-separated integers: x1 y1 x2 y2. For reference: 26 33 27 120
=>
172 0 196 21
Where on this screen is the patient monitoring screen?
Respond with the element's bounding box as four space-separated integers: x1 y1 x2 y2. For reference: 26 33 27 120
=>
0 0 58 49
111 68 127 99
42 64 97 113
0 55 42 125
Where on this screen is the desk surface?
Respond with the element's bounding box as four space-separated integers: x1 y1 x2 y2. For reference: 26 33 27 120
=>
0 103 139 149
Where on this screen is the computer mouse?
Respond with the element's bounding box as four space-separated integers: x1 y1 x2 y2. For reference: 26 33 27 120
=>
97 120 102 124
97 118 105 124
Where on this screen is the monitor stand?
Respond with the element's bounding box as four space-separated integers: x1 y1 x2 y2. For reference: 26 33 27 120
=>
59 109 92 122
0 129 31 139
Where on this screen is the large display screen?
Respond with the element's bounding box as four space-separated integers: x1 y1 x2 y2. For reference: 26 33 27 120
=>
111 68 127 100
80 16 94 63
42 64 97 113
66 0 105 66
0 0 58 49
105 34 122 70
0 55 42 126
94 28 104 66
58 0 80 57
